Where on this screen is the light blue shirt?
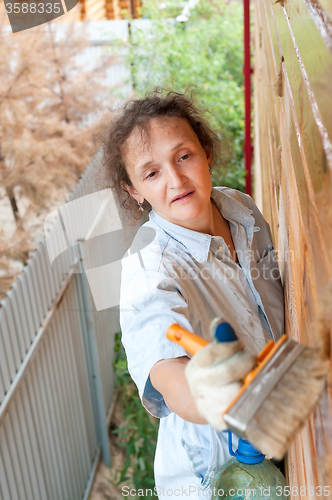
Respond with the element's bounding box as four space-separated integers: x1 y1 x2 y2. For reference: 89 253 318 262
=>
120 187 284 499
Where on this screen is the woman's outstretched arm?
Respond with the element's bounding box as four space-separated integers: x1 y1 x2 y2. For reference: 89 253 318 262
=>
150 356 208 424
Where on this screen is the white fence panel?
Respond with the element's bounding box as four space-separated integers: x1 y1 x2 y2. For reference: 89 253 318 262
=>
0 160 122 499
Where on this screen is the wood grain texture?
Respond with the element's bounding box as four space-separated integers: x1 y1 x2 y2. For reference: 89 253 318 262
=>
79 0 141 20
85 0 106 21
254 0 332 497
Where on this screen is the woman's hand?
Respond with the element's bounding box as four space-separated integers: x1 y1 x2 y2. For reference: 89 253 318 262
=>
185 341 256 430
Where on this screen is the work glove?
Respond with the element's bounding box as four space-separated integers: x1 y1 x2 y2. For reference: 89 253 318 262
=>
185 321 256 431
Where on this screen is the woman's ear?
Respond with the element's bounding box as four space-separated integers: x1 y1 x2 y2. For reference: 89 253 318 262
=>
122 183 140 202
204 147 212 166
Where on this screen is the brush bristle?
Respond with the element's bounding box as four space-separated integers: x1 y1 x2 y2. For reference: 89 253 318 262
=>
245 347 329 460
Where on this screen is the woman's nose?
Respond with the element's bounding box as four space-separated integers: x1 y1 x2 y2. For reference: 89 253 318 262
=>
166 163 187 187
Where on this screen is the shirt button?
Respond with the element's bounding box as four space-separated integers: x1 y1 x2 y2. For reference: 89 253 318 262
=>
218 245 223 252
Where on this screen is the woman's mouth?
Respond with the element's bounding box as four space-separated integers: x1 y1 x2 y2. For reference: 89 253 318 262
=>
171 191 195 203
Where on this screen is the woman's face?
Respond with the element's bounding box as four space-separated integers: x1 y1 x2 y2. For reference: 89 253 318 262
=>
123 116 213 231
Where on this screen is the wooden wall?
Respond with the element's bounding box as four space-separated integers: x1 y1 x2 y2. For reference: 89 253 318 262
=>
73 0 142 21
62 0 141 21
78 0 141 22
254 0 332 497
109 0 141 19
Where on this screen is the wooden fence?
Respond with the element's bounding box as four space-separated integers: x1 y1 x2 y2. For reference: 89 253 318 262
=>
254 0 332 497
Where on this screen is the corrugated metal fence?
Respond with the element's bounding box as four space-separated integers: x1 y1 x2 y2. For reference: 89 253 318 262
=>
0 162 121 500
0 19 156 499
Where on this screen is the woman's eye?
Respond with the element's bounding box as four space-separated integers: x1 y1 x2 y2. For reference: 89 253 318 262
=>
146 171 157 179
179 154 190 161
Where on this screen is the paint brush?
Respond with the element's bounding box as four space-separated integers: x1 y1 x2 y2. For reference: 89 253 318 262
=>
166 321 329 460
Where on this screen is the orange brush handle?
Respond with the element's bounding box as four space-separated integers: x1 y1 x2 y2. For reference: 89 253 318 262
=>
166 323 287 389
166 324 209 354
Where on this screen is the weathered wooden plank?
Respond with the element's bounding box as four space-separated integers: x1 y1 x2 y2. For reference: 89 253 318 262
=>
85 0 103 9
112 0 121 20
85 0 106 20
317 0 332 24
276 0 332 170
254 0 332 496
272 2 332 193
264 2 331 293
272 6 331 289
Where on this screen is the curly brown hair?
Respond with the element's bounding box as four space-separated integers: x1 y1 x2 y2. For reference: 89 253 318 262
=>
97 88 222 218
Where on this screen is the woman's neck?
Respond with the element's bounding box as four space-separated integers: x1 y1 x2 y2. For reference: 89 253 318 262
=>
209 199 228 237
153 199 226 237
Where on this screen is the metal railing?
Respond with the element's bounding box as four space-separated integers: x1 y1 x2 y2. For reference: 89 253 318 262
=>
0 162 120 500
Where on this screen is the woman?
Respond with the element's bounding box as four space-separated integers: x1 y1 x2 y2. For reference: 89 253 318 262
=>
100 89 284 499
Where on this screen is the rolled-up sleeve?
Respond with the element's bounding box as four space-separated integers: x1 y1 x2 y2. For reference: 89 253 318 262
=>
120 265 192 418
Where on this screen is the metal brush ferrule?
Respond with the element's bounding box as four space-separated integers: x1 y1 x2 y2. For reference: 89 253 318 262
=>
224 339 306 435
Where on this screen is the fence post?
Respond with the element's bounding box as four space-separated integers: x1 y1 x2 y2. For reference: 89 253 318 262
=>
76 241 112 467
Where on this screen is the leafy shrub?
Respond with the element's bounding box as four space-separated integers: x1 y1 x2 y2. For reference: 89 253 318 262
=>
112 333 158 496
127 0 245 190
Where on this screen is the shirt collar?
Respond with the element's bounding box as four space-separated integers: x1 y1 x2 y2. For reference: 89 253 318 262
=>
149 187 256 263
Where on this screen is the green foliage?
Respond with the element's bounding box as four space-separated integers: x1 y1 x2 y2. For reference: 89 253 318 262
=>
112 333 159 497
127 0 245 191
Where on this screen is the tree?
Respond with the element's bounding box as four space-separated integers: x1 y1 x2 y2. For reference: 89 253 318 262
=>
0 222 34 299
0 16 114 221
125 0 245 190
0 6 115 297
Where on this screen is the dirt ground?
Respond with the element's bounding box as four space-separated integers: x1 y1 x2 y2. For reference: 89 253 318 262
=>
88 450 124 500
89 397 130 500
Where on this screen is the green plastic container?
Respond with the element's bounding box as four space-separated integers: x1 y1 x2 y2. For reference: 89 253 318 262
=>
211 433 289 500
